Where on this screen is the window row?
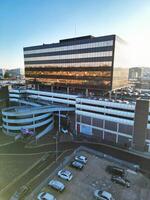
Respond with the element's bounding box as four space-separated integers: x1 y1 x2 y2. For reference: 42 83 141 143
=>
25 71 111 77
24 40 114 55
24 51 113 62
26 78 111 86
25 61 112 68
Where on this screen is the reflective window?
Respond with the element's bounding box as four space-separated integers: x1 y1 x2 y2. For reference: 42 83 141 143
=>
24 40 113 55
25 61 112 68
24 51 112 62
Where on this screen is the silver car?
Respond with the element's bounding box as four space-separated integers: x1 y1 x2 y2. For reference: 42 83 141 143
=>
70 161 84 170
58 169 73 181
37 192 56 200
75 155 87 164
94 190 114 200
48 179 65 192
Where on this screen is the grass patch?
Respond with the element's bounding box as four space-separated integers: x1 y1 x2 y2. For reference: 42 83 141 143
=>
0 154 43 191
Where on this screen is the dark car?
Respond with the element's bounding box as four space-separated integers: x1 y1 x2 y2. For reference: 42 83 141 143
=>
111 176 130 188
106 165 125 177
70 161 84 170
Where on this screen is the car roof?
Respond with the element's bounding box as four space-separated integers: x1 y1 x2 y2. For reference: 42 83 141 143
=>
61 169 71 175
41 192 54 200
78 155 86 159
50 180 64 186
102 191 112 199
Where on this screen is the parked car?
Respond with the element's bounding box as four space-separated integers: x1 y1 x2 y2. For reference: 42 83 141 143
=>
75 155 87 164
58 169 73 181
37 192 56 200
111 176 130 188
61 128 68 134
94 190 114 200
70 161 84 170
106 165 125 177
48 179 65 192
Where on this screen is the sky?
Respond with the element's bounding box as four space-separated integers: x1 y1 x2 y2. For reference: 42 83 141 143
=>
0 0 150 69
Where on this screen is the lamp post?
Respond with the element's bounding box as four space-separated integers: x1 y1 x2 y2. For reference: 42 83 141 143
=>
53 131 59 162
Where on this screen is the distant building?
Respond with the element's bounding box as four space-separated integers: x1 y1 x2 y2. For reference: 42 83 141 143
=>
129 67 150 89
24 34 129 95
129 67 150 81
0 68 5 79
4 68 22 79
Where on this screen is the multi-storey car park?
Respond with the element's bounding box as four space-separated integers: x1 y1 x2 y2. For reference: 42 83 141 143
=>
24 35 128 95
2 88 150 152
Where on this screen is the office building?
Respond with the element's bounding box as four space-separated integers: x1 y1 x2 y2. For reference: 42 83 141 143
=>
129 67 150 89
24 35 129 95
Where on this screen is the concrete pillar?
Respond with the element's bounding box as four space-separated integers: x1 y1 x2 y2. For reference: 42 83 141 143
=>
116 123 119 143
102 120 105 140
132 99 149 152
33 114 35 133
109 91 112 99
85 89 88 97
67 87 69 94
6 116 8 134
75 113 77 135
115 92 117 100
51 85 53 92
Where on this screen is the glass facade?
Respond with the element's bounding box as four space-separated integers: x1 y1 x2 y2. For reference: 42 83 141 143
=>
24 35 128 94
112 36 129 89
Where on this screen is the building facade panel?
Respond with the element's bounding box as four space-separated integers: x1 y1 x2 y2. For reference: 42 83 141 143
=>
118 123 133 135
118 135 131 146
104 131 116 143
105 120 117 131
92 128 103 139
81 116 91 125
92 118 103 128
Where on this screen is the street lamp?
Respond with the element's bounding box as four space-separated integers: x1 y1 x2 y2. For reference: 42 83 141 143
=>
53 131 59 162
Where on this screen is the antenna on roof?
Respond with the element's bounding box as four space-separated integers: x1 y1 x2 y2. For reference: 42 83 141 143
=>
74 24 76 36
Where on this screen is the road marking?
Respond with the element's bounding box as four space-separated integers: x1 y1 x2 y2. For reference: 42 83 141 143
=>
0 154 45 195
0 141 14 147
0 149 72 196
25 140 72 149
25 142 56 148
0 150 66 156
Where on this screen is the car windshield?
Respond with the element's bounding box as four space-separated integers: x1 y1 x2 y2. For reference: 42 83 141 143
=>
41 192 46 197
98 190 103 196
62 170 71 175
79 156 85 160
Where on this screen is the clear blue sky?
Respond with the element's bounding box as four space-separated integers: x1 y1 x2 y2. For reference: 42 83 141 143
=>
0 0 150 69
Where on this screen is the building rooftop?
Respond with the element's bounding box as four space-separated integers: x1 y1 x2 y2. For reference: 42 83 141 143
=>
23 34 116 51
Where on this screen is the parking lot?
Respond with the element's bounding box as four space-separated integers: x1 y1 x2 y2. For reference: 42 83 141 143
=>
33 149 150 200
